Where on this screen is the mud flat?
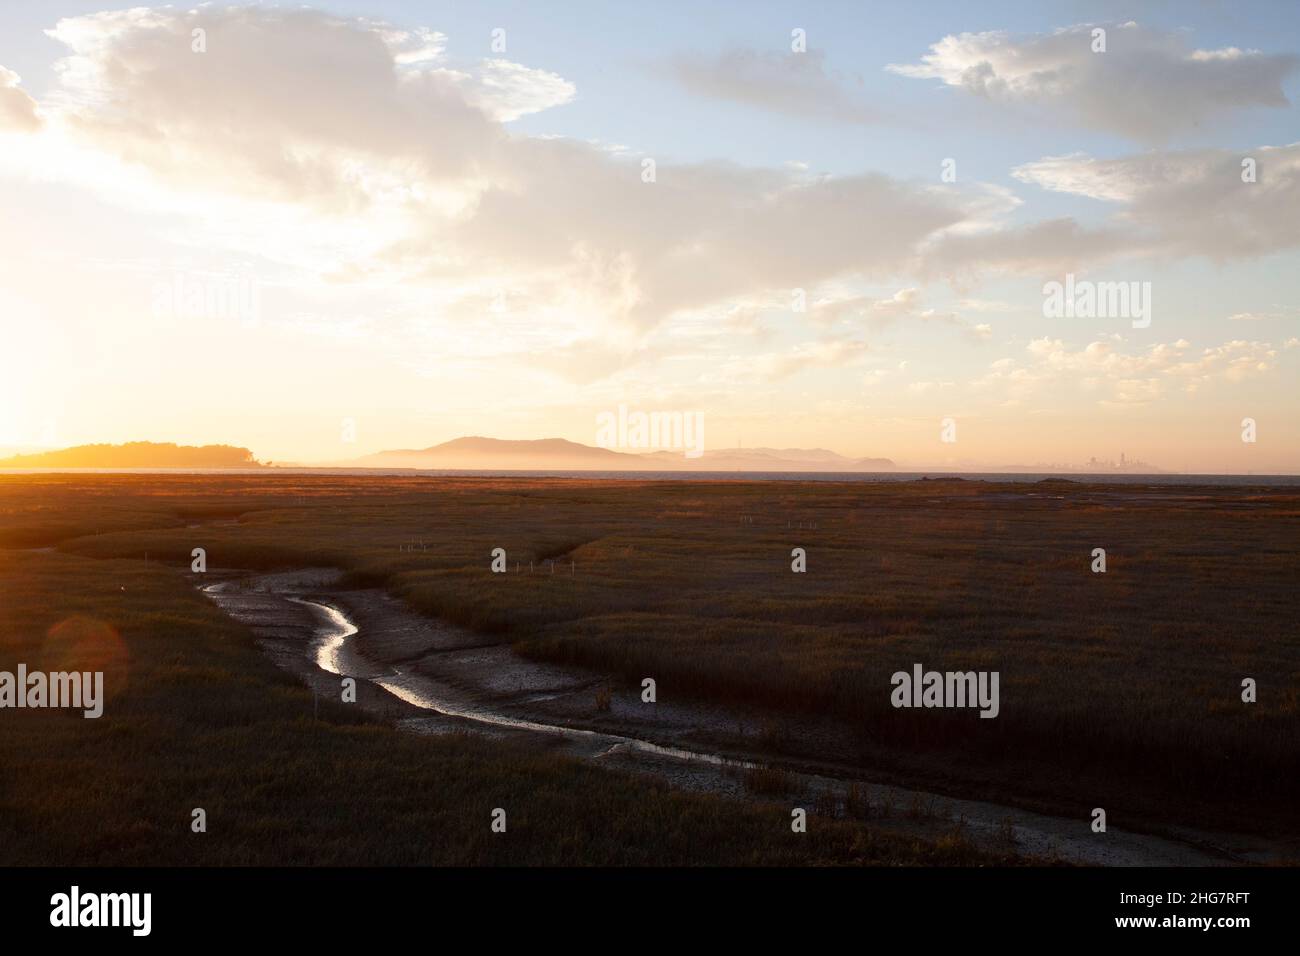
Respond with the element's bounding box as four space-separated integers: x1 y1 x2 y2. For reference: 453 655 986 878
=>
203 568 1282 867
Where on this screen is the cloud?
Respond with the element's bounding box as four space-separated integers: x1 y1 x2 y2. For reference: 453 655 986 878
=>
24 7 975 338
445 58 576 122
380 26 447 65
1228 309 1298 322
865 287 924 321
975 336 1280 405
18 6 1294 359
802 289 916 326
920 142 1300 277
890 22 1299 142
1012 144 1300 261
666 49 882 124
0 67 40 131
808 287 993 342
924 217 1128 279
432 144 966 329
39 7 505 211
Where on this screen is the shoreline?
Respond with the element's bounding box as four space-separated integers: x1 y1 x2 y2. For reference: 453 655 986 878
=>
5 467 1300 486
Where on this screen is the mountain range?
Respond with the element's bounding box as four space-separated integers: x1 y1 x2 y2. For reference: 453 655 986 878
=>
0 438 1178 474
351 437 896 472
0 438 896 472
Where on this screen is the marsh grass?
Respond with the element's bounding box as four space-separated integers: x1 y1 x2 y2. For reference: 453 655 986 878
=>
2 472 1297 836
744 767 793 796
0 547 993 866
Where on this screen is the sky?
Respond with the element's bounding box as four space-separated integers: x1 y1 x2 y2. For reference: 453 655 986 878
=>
0 0 1297 471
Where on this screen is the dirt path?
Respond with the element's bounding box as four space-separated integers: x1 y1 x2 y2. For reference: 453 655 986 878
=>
202 567 1281 866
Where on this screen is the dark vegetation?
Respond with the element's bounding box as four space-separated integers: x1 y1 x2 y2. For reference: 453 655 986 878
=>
1 473 1297 842
0 546 993 865
0 441 259 469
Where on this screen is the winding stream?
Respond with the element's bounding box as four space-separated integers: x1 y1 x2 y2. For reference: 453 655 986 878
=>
293 594 755 768
202 572 1280 867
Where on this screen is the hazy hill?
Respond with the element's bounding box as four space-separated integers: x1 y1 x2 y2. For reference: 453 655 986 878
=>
356 437 642 470
0 442 260 468
354 437 894 472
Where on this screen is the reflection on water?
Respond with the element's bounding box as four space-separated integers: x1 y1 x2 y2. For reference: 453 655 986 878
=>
375 673 751 767
287 597 355 674
286 597 756 769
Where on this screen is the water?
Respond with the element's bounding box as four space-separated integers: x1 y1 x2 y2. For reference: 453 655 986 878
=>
7 466 1297 485
386 470 1300 486
286 597 354 674
209 580 1271 865
287 595 757 769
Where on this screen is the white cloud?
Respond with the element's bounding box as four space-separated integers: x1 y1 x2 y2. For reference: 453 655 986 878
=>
806 287 994 342
923 217 1127 279
1228 309 1298 322
0 66 40 131
975 336 1281 405
890 22 1299 142
451 58 576 122
379 26 447 65
923 143 1300 277
18 6 978 346
1012 144 1300 261
9 5 1296 390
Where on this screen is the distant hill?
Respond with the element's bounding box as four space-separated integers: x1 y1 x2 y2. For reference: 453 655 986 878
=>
0 442 261 468
357 437 641 470
352 437 894 472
